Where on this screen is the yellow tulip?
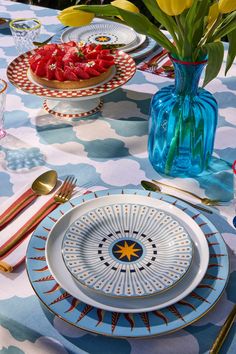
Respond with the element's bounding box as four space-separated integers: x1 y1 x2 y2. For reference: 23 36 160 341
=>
156 0 193 16
219 0 236 14
57 9 94 27
186 0 193 7
60 6 77 15
111 0 139 13
207 2 220 29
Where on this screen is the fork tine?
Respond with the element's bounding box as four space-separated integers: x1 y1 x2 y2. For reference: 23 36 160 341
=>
59 176 72 193
59 176 77 199
56 176 72 198
60 176 70 188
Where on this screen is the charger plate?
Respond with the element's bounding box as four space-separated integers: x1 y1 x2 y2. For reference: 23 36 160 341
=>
61 196 194 298
26 189 229 338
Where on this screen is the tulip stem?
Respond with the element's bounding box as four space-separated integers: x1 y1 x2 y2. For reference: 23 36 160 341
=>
175 16 185 58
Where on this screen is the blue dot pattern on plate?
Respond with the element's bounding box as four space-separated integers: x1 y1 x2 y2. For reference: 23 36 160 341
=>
62 203 193 298
3 147 45 171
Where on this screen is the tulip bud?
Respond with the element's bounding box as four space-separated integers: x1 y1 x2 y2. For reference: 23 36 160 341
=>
219 0 236 14
58 9 94 27
156 0 193 16
111 0 139 13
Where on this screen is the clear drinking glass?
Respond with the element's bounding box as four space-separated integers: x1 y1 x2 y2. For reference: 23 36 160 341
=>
0 79 7 139
10 18 41 54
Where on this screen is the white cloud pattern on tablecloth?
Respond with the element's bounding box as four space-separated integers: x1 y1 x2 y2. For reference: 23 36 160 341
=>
0 326 68 354
0 269 34 300
102 101 147 120
93 159 146 186
73 120 148 157
128 330 199 354
215 127 236 149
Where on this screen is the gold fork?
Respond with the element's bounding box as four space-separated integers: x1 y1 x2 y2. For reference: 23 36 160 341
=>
152 180 225 206
0 176 77 257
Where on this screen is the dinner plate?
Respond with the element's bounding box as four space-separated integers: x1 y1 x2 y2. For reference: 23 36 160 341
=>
46 192 208 313
54 29 159 60
26 189 229 337
61 24 146 53
61 197 193 298
130 36 160 59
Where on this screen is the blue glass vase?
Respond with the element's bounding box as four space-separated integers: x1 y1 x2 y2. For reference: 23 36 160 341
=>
148 56 218 177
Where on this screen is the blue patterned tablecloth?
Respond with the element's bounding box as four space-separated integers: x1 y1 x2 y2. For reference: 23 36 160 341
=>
0 1 236 353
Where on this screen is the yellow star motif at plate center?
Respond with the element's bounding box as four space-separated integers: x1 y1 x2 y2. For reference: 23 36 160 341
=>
114 241 141 261
96 36 110 42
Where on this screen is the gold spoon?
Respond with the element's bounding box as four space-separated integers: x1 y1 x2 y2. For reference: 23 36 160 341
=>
141 180 213 214
0 170 58 228
152 180 225 206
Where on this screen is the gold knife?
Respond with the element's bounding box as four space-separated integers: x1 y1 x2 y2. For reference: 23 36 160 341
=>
141 180 213 214
209 304 236 354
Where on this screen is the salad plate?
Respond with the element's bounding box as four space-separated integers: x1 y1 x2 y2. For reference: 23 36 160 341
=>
26 189 229 337
61 23 146 53
61 197 193 298
45 192 208 313
54 28 159 60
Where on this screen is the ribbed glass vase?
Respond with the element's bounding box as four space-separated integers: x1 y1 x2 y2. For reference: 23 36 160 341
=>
148 56 218 177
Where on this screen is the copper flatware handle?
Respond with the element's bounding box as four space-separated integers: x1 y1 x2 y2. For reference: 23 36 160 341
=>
0 188 37 230
0 199 58 258
210 304 236 354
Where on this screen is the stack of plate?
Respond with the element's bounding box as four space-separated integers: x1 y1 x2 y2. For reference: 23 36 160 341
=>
55 20 159 60
26 189 229 338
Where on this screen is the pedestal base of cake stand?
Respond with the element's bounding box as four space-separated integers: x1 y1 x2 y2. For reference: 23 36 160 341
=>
43 98 104 119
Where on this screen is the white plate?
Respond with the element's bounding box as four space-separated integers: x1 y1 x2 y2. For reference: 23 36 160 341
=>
54 29 157 59
62 201 193 298
46 194 209 313
61 25 146 53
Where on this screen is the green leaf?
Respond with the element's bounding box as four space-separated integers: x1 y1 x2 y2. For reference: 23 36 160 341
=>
115 8 151 34
141 0 178 34
212 11 236 40
184 0 210 55
116 8 177 53
77 5 120 16
185 0 200 43
192 17 205 48
141 0 181 54
226 29 236 74
77 4 177 54
203 41 224 87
